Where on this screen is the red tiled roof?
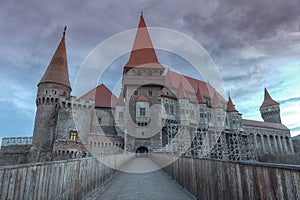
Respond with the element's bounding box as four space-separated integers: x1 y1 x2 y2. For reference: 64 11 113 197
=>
260 88 279 108
177 81 189 99
211 92 223 108
243 119 289 131
81 84 118 108
116 92 125 106
39 27 71 89
124 15 164 71
196 84 205 104
165 70 225 104
227 96 238 112
136 95 149 102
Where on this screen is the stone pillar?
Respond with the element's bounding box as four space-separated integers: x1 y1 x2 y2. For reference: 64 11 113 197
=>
273 136 278 153
277 136 284 154
282 137 288 154
289 138 295 154
253 134 258 150
261 135 266 152
268 135 272 153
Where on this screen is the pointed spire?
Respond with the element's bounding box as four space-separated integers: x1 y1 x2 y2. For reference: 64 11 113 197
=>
39 27 71 89
196 83 205 104
260 88 279 108
117 92 125 106
177 81 189 99
124 14 164 71
227 96 238 112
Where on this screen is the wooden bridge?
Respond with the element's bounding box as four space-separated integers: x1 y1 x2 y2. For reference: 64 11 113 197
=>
1 153 300 200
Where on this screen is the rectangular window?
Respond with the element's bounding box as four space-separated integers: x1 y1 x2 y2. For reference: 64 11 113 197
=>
134 91 139 96
98 118 102 124
148 91 152 96
140 108 146 116
119 112 124 120
70 131 77 141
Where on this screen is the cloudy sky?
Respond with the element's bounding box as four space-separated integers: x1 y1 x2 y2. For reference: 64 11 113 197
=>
1 0 300 141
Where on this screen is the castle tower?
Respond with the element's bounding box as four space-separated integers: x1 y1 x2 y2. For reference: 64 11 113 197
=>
260 88 281 124
29 27 71 162
122 14 165 153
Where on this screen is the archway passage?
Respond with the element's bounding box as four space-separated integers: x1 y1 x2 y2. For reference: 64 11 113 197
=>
135 146 148 154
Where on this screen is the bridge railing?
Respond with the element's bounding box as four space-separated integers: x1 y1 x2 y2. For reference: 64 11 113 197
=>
0 153 134 200
151 153 300 200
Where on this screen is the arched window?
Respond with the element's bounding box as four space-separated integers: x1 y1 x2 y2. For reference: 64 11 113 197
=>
137 70 141 76
164 103 169 114
148 70 153 76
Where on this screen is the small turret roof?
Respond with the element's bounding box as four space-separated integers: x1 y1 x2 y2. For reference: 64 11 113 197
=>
196 84 205 104
211 92 223 108
260 88 279 108
136 95 149 102
227 96 238 112
39 27 71 89
177 81 189 99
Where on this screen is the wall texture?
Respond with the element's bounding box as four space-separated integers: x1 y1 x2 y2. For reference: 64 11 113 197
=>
151 153 300 200
0 154 134 200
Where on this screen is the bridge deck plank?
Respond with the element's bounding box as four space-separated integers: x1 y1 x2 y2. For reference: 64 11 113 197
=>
88 157 196 200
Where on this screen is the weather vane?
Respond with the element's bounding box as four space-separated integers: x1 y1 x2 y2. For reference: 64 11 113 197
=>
63 26 67 38
141 9 144 17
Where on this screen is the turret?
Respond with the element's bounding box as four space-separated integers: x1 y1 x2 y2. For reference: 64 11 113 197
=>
177 81 189 122
260 88 281 124
29 27 71 162
226 96 242 131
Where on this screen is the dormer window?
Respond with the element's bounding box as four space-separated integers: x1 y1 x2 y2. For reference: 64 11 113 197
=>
70 131 77 141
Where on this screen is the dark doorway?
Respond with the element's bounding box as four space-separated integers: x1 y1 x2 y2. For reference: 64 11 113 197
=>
136 146 148 153
135 146 148 157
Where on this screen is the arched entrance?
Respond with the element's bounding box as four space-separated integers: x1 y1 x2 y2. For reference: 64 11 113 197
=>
135 146 148 157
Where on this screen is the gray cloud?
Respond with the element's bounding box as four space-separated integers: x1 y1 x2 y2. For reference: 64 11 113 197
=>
0 0 300 136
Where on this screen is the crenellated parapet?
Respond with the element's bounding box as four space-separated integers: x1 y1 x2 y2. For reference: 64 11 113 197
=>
1 137 32 147
59 96 95 110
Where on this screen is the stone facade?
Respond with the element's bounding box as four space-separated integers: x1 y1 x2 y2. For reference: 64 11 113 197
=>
0 15 296 165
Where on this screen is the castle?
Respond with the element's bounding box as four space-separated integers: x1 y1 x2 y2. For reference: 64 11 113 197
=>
0 15 295 165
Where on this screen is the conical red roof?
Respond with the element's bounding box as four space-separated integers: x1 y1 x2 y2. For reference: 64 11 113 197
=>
196 84 205 104
177 81 189 99
117 92 125 106
260 88 279 108
39 27 71 89
124 15 164 71
227 96 238 112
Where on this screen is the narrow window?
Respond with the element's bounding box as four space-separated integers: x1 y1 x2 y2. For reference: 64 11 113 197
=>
119 112 124 120
69 131 77 141
140 108 146 116
98 118 102 124
148 91 152 96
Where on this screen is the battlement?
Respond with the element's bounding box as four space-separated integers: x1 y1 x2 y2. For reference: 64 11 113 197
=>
59 96 95 109
1 136 32 147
